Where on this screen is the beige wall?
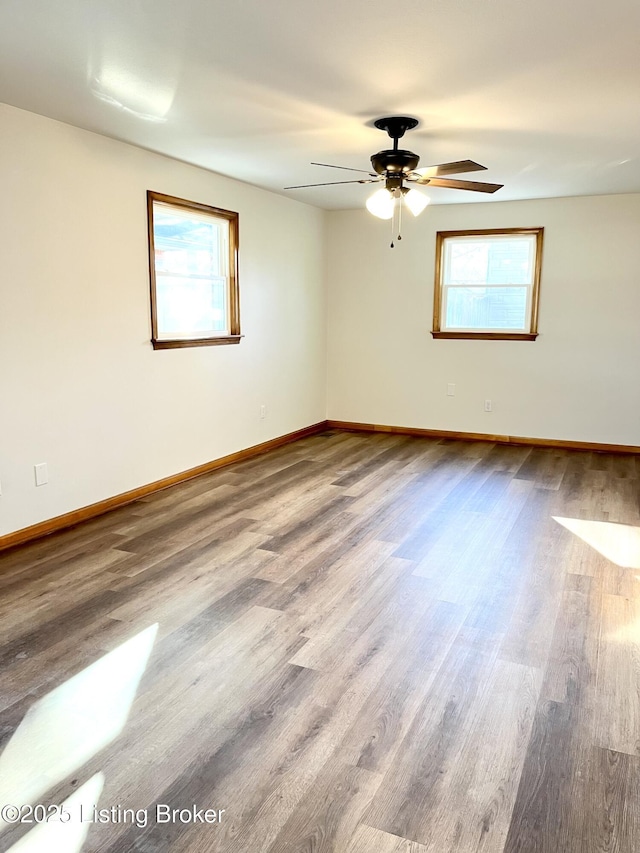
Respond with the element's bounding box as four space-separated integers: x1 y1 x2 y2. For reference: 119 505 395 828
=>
327 194 640 446
2 102 639 539
0 104 327 536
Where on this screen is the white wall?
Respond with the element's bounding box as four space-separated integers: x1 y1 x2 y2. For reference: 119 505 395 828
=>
0 104 327 537
327 194 640 446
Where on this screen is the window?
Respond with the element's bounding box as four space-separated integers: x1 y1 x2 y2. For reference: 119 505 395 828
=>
432 227 543 340
147 191 240 349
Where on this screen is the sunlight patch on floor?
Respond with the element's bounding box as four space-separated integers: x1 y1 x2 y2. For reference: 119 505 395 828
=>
0 624 158 836
553 517 640 569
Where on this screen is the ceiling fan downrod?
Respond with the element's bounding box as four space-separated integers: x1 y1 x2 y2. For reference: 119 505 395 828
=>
371 116 421 194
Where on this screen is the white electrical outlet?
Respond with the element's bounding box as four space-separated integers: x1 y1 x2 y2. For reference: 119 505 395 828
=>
484 399 492 412
447 383 456 397
260 404 267 419
34 462 48 486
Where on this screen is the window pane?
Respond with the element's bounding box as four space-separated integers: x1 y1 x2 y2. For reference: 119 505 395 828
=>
156 276 228 338
446 236 535 285
153 205 226 278
444 286 528 330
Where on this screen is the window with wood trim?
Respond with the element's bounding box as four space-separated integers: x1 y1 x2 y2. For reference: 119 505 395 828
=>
147 191 240 349
432 228 543 340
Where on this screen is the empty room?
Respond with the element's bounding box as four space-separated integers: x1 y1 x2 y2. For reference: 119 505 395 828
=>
1 1 640 851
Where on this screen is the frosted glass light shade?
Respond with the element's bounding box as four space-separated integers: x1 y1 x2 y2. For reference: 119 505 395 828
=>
404 188 430 216
366 188 394 219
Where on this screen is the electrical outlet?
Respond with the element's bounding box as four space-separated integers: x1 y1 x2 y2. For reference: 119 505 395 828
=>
34 462 48 486
484 399 492 413
259 404 267 419
447 383 456 397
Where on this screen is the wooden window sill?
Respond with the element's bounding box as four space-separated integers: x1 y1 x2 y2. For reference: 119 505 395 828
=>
431 331 538 341
152 335 243 350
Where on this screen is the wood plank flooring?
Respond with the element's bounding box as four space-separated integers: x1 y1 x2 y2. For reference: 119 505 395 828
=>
1 431 639 852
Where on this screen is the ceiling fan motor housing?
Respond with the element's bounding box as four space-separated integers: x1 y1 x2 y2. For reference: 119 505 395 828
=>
370 149 420 177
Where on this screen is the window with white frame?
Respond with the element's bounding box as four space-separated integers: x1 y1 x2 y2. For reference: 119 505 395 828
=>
432 228 543 340
147 191 240 349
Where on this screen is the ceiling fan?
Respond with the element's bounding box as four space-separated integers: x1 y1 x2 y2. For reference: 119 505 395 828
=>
284 116 503 246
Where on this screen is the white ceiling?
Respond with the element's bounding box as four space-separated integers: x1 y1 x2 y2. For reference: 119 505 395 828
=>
1 0 639 209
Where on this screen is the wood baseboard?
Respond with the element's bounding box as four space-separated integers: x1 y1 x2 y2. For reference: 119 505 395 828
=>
4 417 637 553
326 420 640 455
0 421 329 553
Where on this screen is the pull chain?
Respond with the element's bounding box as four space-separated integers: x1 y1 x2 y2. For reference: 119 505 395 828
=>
390 195 396 248
389 190 403 248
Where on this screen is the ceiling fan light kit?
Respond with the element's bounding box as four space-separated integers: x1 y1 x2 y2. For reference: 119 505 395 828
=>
365 187 395 219
404 187 430 216
284 115 503 247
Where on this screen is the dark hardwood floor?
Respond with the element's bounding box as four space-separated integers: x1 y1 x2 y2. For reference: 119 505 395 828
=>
1 430 639 852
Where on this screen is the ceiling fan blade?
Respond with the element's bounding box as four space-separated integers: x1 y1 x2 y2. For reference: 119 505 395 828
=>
414 176 503 193
311 162 377 176
283 178 380 189
414 160 487 178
